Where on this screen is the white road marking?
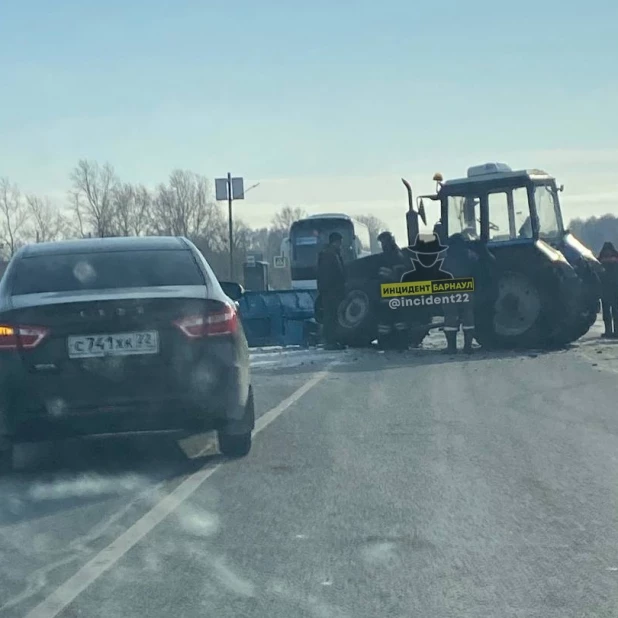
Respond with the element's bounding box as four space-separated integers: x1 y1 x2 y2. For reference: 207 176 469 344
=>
24 364 335 618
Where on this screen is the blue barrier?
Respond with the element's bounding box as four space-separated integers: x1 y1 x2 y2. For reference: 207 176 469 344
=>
237 289 318 347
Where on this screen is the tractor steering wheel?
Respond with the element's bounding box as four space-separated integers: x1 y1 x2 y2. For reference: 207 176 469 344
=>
478 218 499 232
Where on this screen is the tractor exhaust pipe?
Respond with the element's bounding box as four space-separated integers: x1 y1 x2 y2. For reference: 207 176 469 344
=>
402 178 414 212
402 178 427 246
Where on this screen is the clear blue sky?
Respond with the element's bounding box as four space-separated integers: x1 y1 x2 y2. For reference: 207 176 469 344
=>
1 0 616 233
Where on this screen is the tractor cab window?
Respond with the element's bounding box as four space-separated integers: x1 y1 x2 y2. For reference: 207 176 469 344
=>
513 187 533 239
534 184 561 239
487 192 511 241
447 195 479 239
487 188 533 241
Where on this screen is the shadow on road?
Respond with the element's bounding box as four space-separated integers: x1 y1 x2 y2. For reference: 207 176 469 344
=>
0 433 220 526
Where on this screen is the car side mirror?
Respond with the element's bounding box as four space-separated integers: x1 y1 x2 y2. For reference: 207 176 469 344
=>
219 281 244 301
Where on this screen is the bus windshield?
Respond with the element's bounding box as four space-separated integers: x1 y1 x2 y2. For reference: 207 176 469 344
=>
290 219 355 266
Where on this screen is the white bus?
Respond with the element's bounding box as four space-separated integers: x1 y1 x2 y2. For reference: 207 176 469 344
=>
281 214 373 290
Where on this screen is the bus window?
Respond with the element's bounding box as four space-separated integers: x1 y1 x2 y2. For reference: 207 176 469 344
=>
352 221 371 257
290 219 355 266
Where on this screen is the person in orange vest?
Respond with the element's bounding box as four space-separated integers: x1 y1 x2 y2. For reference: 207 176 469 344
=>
597 241 618 338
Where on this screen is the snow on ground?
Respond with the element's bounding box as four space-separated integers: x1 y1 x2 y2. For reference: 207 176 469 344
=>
249 346 350 370
573 319 618 375
249 318 616 372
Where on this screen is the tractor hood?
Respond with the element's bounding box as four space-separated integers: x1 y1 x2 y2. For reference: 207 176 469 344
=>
554 232 603 273
345 253 390 280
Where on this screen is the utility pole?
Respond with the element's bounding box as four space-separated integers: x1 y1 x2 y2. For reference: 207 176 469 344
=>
215 174 260 280
227 172 233 279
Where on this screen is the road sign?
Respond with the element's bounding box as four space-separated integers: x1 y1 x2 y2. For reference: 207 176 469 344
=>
215 174 255 279
231 177 244 200
273 256 286 269
215 178 228 201
245 255 256 266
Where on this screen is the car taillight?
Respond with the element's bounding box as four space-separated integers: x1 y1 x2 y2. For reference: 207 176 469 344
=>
0 324 50 350
173 305 238 338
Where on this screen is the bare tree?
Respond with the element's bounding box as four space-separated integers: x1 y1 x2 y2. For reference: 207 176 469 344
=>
111 183 151 236
70 160 118 237
232 218 253 254
67 190 86 238
356 214 388 252
271 206 307 232
570 214 618 254
26 195 69 243
0 178 30 256
151 170 226 250
132 185 153 236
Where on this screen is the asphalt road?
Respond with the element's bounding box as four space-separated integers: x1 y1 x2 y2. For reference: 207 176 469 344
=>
2 336 618 617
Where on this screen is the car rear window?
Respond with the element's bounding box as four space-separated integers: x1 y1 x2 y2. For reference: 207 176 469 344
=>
11 249 205 295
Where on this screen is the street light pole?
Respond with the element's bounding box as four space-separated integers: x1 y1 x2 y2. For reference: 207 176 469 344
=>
227 172 234 279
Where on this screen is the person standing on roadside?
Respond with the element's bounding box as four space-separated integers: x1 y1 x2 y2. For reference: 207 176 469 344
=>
376 231 408 349
598 241 618 338
317 232 346 349
441 233 479 354
378 231 403 258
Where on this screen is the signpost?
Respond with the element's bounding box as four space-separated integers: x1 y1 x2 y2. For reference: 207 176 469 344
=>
215 173 244 279
215 174 260 280
273 256 287 269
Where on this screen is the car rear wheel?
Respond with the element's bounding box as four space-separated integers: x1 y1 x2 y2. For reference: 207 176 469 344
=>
217 386 254 458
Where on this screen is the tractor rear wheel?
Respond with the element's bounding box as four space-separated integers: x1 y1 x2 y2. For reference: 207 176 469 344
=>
336 280 378 347
474 259 553 350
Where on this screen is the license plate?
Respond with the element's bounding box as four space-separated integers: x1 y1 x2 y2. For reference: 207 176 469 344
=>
67 331 159 359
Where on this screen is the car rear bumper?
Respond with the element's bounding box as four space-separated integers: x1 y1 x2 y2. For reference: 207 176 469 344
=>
0 357 251 442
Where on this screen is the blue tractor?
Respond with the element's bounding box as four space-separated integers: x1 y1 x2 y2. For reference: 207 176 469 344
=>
334 162 602 349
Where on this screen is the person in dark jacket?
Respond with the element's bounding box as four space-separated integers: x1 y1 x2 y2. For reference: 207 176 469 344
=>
598 241 618 338
441 233 479 354
376 231 408 349
317 232 346 349
378 231 402 256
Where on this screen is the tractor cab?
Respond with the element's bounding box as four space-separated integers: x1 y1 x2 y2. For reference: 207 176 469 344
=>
433 163 602 326
410 163 599 271
431 163 565 248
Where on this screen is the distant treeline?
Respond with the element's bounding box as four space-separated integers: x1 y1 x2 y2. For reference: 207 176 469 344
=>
569 215 618 255
0 159 388 287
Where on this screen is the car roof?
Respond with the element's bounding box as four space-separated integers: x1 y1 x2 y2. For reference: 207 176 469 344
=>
18 236 189 257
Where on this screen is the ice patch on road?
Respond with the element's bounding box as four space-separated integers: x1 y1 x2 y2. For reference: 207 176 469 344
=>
28 473 146 501
175 503 220 538
268 580 351 617
361 541 397 565
211 556 256 597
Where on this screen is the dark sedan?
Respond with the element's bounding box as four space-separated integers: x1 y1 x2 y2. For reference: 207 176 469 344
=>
0 235 254 471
